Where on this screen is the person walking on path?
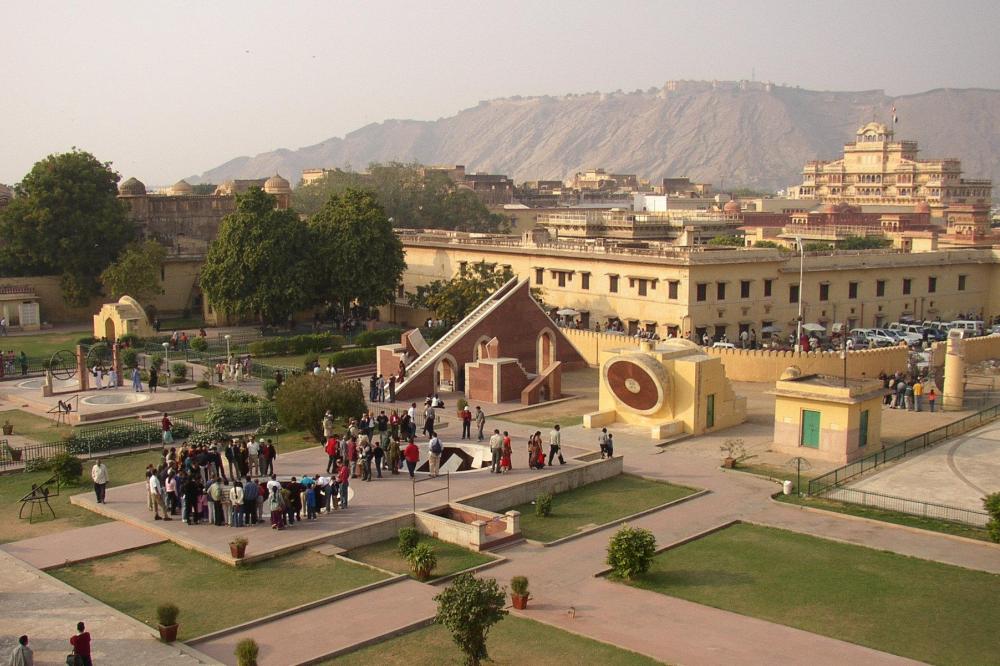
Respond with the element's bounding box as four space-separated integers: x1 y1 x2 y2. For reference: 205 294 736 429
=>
423 401 436 438
489 429 503 473
147 470 170 521
336 460 350 509
149 366 158 393
69 621 92 666
161 413 173 445
428 431 442 477
91 459 108 504
928 388 937 412
460 405 472 439
403 438 420 478
500 431 512 472
475 406 486 441
388 436 401 475
913 379 923 412
548 424 565 466
605 433 614 458
131 366 142 392
8 635 32 666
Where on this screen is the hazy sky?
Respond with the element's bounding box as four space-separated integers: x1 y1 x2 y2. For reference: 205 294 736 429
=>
4 0 999 185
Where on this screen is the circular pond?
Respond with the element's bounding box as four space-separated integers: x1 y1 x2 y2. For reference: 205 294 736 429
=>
80 392 151 406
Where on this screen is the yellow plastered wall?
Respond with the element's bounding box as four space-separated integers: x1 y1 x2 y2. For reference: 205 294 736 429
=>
930 334 1000 369
772 384 883 464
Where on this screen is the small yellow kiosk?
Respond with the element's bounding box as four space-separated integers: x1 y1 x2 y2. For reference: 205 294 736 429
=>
771 368 885 464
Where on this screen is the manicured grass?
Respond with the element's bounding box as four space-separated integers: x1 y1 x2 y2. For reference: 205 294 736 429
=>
5 328 90 358
255 353 314 368
730 463 814 494
0 448 163 543
0 409 71 443
274 428 320 454
777 493 992 542
619 523 1000 666
51 542 387 640
327 614 661 666
502 474 697 543
346 535 495 581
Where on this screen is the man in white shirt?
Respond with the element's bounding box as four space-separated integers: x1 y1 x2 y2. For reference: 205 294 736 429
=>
91 459 108 504
147 471 171 520
428 432 443 477
489 429 503 473
247 438 260 476
548 424 565 466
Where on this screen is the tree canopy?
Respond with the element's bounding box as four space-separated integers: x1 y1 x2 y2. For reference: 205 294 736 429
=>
293 162 510 232
707 234 744 247
0 150 135 304
274 373 367 442
434 574 508 666
407 262 514 322
200 187 315 324
308 188 406 315
99 240 167 303
840 235 892 250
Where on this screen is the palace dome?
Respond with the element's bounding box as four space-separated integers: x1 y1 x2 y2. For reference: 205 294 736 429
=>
723 200 740 214
264 174 291 194
119 177 146 196
170 179 194 195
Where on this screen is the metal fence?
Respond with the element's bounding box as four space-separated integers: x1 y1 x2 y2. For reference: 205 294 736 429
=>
824 487 989 527
808 400 1000 495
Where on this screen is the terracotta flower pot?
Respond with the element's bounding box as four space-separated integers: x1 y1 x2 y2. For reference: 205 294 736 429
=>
230 543 247 559
158 623 179 643
2 425 13 435
722 457 735 469
511 593 529 610
10 449 22 462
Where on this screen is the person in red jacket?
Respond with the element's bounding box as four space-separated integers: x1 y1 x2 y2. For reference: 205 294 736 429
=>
70 621 92 666
325 435 339 474
336 459 350 509
403 438 420 478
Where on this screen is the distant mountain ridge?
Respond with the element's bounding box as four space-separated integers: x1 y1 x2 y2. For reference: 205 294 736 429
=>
190 82 1000 192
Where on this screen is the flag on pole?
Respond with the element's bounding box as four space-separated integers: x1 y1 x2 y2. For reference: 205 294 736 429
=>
892 105 898 124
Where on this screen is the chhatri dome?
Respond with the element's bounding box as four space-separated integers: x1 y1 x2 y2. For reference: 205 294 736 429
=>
264 174 291 194
119 177 146 196
723 199 741 214
170 179 194 195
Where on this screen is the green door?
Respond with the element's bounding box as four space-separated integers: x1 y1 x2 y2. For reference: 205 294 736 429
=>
706 394 715 429
801 410 821 448
859 409 869 448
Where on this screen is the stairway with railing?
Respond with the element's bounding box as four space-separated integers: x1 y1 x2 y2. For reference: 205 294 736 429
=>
394 277 519 394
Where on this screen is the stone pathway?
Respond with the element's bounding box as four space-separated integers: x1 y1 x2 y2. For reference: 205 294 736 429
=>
0 521 166 570
0 550 219 665
190 578 437 665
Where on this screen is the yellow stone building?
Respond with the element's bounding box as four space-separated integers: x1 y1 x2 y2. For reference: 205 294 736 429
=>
793 122 992 216
390 231 1000 342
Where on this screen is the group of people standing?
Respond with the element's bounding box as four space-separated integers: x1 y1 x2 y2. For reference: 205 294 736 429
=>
880 372 935 412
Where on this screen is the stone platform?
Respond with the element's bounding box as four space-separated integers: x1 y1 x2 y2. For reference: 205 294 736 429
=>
0 379 204 423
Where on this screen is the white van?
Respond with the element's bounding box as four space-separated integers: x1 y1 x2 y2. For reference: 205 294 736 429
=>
949 320 984 337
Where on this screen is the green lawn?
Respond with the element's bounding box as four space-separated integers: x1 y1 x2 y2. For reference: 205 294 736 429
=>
730 463 814 494
273 428 320 454
5 328 90 358
327 614 661 666
51 542 387 640
0 448 163 543
0 409 72 443
619 523 1000 666
346 535 495 581
500 474 697 542
499 414 584 429
777 493 992 542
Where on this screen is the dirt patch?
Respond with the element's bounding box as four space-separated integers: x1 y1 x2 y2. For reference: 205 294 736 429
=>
91 552 164 581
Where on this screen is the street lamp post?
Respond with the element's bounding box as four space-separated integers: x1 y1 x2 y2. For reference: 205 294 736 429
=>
840 335 848 387
796 236 804 352
162 342 171 392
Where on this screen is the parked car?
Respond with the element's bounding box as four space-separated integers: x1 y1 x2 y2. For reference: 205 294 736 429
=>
886 323 923 345
866 329 900 347
949 320 985 337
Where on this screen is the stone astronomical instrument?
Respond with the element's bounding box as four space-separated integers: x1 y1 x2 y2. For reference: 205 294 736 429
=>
85 343 113 369
602 353 672 416
47 350 77 380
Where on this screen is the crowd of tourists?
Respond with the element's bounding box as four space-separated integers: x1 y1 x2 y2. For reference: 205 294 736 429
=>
879 371 936 411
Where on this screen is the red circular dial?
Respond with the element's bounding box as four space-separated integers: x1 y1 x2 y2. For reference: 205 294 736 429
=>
606 359 659 411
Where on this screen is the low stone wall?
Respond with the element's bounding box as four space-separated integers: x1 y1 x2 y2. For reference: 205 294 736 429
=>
561 327 908 382
930 335 1000 369
460 455 623 513
327 512 415 551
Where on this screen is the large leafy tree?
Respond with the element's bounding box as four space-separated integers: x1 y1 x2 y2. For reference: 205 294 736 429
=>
0 150 135 304
274 373 367 442
99 240 167 303
309 188 406 315
293 162 508 232
200 187 314 324
407 262 515 322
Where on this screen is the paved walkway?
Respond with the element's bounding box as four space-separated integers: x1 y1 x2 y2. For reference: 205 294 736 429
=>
190 578 437 665
0 521 166 570
0 550 219 665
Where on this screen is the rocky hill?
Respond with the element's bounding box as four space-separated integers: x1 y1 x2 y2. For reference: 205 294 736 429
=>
191 82 1000 192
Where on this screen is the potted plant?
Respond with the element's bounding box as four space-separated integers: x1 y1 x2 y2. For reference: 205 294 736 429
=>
510 575 530 610
719 438 756 469
2 419 13 436
156 603 180 642
407 543 437 581
234 638 259 666
230 536 248 559
2 441 20 462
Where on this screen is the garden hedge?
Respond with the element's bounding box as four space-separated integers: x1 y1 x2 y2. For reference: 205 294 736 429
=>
328 348 377 368
247 333 344 357
64 422 194 455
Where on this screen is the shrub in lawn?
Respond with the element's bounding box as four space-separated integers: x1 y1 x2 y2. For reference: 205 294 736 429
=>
535 492 553 517
206 403 276 431
65 423 194 455
327 348 377 369
606 524 657 580
984 492 1000 543
434 573 508 666
156 603 179 626
254 421 282 437
262 379 279 400
219 388 260 403
188 429 230 448
196 379 211 389
407 543 438 580
353 327 403 347
171 362 188 383
274 373 366 442
510 575 529 596
49 452 83 485
234 638 259 666
120 348 139 369
189 336 208 352
398 527 420 556
150 354 164 371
